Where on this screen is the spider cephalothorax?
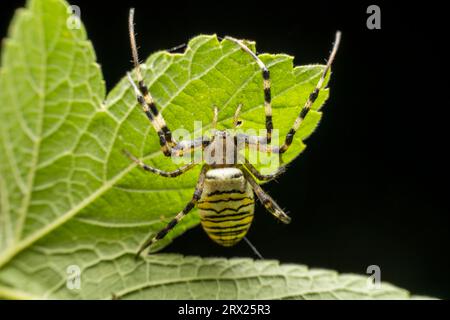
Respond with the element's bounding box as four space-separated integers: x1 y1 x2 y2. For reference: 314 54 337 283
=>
125 9 341 256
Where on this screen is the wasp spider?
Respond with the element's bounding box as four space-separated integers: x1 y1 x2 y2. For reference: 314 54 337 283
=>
125 9 341 256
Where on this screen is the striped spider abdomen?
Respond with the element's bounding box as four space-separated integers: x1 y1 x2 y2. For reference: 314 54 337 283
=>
198 168 255 247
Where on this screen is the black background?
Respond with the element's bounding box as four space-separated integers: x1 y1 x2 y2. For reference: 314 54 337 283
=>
1 0 448 298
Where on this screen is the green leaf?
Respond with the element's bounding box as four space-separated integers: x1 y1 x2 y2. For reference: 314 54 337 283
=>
0 0 424 299
0 253 416 300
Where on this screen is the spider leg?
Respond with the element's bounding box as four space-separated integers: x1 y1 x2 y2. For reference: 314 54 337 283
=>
127 74 173 157
233 103 243 128
170 136 211 157
123 150 196 177
226 36 273 143
237 133 268 151
278 31 341 154
241 166 291 224
124 135 210 172
128 9 175 156
243 157 286 181
136 165 208 257
211 106 219 132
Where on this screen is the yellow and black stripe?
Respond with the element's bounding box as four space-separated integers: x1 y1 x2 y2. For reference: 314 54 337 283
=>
278 31 341 154
198 168 255 247
128 9 175 157
135 165 208 257
242 168 291 224
225 36 273 143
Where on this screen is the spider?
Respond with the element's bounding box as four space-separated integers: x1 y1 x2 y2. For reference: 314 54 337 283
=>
125 9 341 257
